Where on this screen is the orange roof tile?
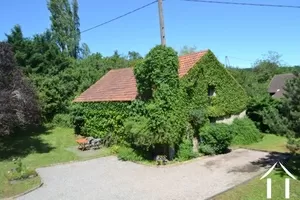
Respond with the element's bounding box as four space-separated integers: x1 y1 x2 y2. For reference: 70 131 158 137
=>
178 51 207 78
73 50 208 102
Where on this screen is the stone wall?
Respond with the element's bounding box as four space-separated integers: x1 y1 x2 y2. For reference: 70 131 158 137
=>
215 110 246 125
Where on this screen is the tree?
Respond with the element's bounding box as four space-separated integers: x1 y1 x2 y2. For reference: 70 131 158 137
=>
179 45 197 56
47 0 80 58
253 51 281 83
282 72 300 137
0 42 41 135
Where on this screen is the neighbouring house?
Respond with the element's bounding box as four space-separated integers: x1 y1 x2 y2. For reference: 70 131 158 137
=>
268 73 295 99
73 50 248 141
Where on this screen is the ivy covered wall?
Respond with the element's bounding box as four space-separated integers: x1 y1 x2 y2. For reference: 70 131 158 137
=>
72 48 248 147
181 50 248 118
72 102 131 145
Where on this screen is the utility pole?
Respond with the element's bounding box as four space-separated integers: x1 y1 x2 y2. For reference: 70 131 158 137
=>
158 0 166 46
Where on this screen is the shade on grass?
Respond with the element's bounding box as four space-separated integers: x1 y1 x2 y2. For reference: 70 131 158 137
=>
0 127 111 198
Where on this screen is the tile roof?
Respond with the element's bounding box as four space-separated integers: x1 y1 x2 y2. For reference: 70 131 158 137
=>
268 73 295 99
73 50 208 102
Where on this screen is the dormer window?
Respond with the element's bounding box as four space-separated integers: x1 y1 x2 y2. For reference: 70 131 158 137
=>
208 85 216 97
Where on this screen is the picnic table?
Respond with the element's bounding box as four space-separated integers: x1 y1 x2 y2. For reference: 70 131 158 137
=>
76 138 89 151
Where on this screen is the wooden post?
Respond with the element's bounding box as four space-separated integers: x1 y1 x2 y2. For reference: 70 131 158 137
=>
158 0 166 46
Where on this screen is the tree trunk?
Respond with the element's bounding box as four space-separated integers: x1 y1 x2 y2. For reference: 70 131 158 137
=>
192 136 199 153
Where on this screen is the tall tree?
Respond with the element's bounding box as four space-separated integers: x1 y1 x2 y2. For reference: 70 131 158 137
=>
47 0 80 58
0 42 41 135
179 45 197 56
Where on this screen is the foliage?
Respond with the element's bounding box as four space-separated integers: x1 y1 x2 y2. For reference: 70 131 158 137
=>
110 145 121 154
126 45 188 149
117 146 144 162
179 45 197 56
199 144 215 155
188 109 208 135
47 0 80 58
181 50 248 118
134 45 179 100
5 158 37 181
231 118 263 145
52 114 72 128
199 123 233 154
73 102 131 146
286 137 300 154
5 25 140 121
252 51 282 83
0 42 41 135
176 139 198 161
282 72 300 138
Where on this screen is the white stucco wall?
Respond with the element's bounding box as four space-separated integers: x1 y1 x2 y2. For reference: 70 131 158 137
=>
215 110 246 125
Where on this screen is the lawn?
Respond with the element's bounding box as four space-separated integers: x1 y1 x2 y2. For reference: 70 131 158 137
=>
233 133 289 153
213 156 300 200
215 134 300 200
0 127 112 199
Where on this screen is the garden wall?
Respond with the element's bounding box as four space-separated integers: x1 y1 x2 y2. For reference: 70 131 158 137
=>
215 110 246 125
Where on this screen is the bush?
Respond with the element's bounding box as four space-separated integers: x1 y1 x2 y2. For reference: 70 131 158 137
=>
199 144 215 155
110 145 121 154
231 117 263 145
117 147 144 162
199 123 233 154
286 138 300 154
176 139 198 161
52 114 72 128
5 158 37 181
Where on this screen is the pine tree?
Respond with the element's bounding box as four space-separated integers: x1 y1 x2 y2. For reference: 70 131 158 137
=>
282 72 300 137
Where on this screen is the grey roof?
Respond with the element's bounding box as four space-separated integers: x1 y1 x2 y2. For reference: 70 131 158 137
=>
268 73 295 98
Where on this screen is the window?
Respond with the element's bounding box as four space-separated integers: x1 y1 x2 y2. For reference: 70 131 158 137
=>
208 85 216 97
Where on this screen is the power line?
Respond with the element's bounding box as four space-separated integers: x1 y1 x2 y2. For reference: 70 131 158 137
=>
81 1 158 34
182 0 300 9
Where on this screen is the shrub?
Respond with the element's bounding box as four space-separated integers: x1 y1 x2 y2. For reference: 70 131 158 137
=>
231 117 263 145
117 147 144 162
199 123 233 154
52 114 72 128
199 144 215 155
286 138 300 154
110 145 121 154
176 139 198 161
5 158 37 181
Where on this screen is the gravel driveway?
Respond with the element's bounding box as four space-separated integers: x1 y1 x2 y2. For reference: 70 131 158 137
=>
17 149 270 200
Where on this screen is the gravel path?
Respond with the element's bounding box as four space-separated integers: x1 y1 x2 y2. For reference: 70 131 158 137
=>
17 149 270 200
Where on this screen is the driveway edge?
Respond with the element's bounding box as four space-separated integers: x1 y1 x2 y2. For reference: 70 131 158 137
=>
205 171 265 200
3 176 44 200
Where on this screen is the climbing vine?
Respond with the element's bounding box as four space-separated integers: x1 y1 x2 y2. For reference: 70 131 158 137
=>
181 50 248 118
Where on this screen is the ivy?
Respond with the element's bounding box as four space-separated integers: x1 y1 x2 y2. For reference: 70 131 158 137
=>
72 102 131 145
181 50 248 117
72 48 248 152
127 45 188 149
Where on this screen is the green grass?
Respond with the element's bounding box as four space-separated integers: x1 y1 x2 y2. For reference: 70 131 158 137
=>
232 134 289 153
214 156 300 200
0 127 112 198
216 133 300 200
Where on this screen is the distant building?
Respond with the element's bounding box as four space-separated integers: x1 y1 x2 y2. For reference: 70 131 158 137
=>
268 73 295 99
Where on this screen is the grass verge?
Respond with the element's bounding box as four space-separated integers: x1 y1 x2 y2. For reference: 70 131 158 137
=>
0 127 112 199
232 134 289 153
216 134 299 200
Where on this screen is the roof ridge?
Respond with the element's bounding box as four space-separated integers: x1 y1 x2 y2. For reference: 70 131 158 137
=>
178 49 208 58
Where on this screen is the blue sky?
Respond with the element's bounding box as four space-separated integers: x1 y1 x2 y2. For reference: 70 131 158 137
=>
1 0 299 68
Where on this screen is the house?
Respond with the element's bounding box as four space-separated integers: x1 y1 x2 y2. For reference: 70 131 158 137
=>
73 50 248 138
73 50 208 102
268 73 295 99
